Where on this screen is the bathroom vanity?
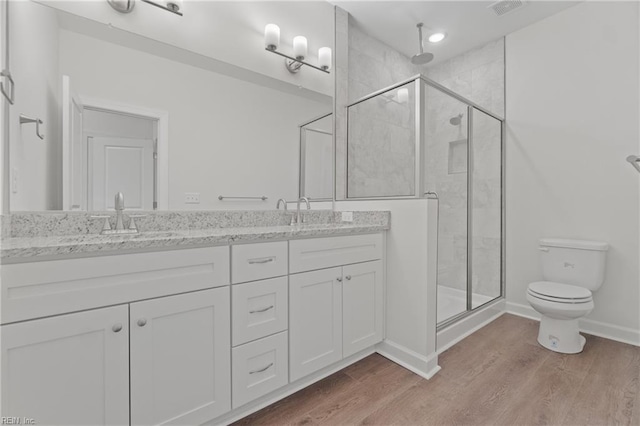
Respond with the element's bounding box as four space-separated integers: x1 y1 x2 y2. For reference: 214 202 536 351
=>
0 211 388 425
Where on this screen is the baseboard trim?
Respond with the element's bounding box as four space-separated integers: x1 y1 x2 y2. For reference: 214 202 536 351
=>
437 298 506 353
375 340 441 379
506 301 640 347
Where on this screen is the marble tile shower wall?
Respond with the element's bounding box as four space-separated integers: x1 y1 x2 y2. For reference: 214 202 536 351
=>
345 23 422 198
347 82 416 198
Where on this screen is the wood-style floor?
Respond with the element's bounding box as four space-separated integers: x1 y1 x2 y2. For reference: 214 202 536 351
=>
233 314 640 426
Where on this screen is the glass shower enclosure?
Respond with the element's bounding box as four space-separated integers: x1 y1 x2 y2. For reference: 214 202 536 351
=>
346 75 504 327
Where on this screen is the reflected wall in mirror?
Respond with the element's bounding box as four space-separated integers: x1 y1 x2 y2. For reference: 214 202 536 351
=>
7 0 334 211
299 113 332 201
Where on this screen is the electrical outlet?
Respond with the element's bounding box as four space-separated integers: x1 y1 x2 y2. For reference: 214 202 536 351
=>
184 192 200 204
341 211 353 222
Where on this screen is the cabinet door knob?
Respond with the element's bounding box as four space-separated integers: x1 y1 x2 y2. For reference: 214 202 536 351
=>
112 323 123 333
336 277 343 282
345 275 352 281
137 318 147 327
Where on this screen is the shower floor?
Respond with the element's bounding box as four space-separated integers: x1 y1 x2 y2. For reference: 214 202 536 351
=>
437 285 494 324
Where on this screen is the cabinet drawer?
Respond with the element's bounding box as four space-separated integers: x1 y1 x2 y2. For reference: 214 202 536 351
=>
232 277 288 346
1 246 230 324
289 234 383 273
232 331 288 409
232 241 288 284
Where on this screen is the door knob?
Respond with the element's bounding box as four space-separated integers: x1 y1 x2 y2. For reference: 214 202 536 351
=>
345 275 352 281
336 277 343 282
112 323 123 333
137 318 147 327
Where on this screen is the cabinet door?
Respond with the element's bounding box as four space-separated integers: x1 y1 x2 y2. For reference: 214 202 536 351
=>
289 267 342 382
1 306 129 425
130 287 231 425
343 260 384 357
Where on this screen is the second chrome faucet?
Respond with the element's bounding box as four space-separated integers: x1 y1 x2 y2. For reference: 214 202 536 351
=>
276 197 310 225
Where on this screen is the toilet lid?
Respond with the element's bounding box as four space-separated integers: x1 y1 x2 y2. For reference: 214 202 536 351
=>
528 281 592 301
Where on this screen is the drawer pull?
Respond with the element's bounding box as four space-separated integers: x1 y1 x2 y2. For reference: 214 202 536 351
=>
112 323 123 333
336 277 343 282
248 257 275 265
249 362 274 374
249 305 275 314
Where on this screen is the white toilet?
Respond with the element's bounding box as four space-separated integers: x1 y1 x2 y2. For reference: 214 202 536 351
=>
527 238 608 354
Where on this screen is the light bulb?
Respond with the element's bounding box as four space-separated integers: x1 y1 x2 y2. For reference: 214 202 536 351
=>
293 36 308 59
318 47 332 70
265 24 280 50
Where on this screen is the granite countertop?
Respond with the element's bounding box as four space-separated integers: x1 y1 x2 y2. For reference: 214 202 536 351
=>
0 221 389 262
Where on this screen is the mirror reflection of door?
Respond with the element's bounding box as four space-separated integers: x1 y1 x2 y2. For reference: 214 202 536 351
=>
84 110 156 211
62 75 159 211
299 113 333 200
88 136 154 211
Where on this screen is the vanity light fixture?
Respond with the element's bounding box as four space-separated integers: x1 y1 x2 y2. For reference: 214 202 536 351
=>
107 0 183 16
428 32 447 43
264 24 331 74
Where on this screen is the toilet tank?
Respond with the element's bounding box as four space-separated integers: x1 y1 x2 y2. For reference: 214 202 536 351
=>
539 238 609 291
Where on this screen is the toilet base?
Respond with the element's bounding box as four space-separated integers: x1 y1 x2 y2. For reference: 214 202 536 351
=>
537 315 586 354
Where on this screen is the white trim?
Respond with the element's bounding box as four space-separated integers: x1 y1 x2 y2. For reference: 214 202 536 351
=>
78 96 169 210
213 347 375 426
375 340 441 380
506 301 640 347
437 298 506 353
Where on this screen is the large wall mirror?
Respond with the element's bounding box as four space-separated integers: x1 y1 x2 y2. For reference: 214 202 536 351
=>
6 0 334 212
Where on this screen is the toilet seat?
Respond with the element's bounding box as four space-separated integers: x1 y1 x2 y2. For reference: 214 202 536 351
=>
527 281 592 304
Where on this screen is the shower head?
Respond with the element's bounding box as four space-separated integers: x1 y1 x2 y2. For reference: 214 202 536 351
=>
450 113 464 125
411 23 434 65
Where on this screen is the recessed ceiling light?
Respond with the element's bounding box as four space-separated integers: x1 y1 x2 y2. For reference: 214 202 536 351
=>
428 32 446 43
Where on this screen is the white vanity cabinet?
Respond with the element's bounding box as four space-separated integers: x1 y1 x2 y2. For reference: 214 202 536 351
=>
1 247 232 426
130 287 231 425
1 305 130 426
289 234 385 382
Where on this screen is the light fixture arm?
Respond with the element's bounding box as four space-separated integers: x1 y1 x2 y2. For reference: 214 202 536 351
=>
140 0 183 16
416 23 424 55
265 47 330 74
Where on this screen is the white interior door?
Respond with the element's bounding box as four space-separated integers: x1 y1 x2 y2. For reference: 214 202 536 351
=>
1 306 129 425
88 136 154 210
61 75 84 210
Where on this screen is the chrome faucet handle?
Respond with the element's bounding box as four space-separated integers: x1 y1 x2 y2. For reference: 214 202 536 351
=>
127 214 147 232
90 215 112 233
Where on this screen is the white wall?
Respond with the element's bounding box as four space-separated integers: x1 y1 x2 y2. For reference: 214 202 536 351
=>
9 0 61 211
57 30 330 210
336 199 439 378
41 0 333 97
505 2 640 343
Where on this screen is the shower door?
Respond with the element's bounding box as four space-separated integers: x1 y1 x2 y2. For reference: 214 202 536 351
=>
423 85 470 324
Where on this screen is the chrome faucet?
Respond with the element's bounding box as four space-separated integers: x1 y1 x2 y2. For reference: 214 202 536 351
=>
114 192 126 231
91 192 146 235
276 198 288 211
295 197 311 225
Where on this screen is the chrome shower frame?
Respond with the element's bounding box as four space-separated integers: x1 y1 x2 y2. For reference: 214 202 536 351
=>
344 74 506 330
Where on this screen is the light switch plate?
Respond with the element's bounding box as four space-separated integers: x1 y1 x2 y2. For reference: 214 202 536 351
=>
341 211 353 222
185 192 200 204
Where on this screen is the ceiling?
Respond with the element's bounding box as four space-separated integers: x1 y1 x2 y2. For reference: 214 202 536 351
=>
332 1 581 66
